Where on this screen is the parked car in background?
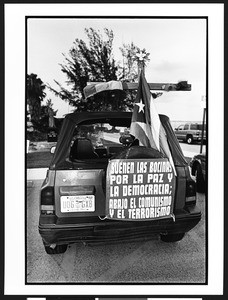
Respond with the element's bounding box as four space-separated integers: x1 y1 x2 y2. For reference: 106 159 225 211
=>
38 111 201 254
189 153 206 193
174 123 206 144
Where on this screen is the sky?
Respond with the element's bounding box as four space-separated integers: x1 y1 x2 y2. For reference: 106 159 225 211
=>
27 18 206 121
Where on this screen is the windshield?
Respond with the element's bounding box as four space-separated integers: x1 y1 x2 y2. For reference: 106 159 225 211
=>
69 122 132 161
50 112 188 169
74 123 130 146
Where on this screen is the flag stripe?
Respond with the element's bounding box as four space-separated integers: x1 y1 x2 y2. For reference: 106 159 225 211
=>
130 122 152 148
84 81 123 98
159 124 176 175
83 85 97 98
149 94 161 150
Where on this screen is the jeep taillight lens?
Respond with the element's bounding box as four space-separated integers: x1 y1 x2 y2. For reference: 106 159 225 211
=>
41 186 55 214
185 179 196 205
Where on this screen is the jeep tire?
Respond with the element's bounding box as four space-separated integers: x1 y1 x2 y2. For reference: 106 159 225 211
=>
196 164 205 193
160 232 185 242
44 244 68 255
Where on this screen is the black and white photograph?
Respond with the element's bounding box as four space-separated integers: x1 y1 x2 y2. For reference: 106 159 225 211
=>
26 15 207 284
4 2 224 296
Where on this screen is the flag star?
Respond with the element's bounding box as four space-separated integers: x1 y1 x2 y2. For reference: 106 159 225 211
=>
135 100 145 113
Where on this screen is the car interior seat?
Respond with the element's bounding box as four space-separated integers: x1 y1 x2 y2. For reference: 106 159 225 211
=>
130 138 139 147
70 138 99 160
108 146 124 156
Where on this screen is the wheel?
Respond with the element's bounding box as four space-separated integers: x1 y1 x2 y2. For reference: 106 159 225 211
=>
196 164 205 193
160 232 185 243
186 135 193 144
44 244 68 254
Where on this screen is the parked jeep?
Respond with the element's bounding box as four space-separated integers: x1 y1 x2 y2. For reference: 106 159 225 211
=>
38 112 201 254
174 123 206 144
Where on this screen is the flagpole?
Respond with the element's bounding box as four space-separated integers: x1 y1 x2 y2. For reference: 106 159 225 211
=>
137 59 145 81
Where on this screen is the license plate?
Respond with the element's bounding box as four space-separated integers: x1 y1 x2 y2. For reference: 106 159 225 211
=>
60 195 95 212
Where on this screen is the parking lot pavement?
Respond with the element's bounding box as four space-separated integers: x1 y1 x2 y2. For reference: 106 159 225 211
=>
27 180 205 283
27 168 48 180
179 141 206 157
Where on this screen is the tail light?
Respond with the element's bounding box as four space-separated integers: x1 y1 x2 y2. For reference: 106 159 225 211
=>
40 186 55 214
185 179 196 206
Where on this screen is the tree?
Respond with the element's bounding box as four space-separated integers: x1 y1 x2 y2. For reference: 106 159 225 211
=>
49 28 118 110
27 73 46 123
49 28 155 112
117 43 146 108
36 99 58 133
118 42 141 82
49 28 151 112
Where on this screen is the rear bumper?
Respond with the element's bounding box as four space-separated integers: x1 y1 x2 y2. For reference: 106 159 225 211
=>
39 206 201 246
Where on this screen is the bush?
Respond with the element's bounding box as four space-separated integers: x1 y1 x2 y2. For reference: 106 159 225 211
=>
27 131 47 142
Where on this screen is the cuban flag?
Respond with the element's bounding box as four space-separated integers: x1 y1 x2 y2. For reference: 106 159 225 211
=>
130 71 176 174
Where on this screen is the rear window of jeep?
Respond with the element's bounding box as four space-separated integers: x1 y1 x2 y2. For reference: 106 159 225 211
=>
69 123 131 160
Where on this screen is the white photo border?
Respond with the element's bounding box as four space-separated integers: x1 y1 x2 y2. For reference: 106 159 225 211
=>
4 2 224 296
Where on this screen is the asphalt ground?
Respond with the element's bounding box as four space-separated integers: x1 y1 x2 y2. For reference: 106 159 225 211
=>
27 179 205 283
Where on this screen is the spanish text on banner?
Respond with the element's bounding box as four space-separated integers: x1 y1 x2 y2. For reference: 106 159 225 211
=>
106 158 176 221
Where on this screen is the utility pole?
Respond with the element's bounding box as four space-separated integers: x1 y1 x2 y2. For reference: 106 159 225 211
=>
200 95 206 154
